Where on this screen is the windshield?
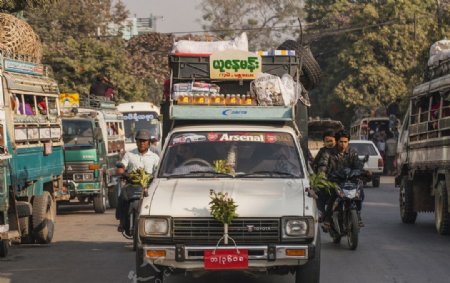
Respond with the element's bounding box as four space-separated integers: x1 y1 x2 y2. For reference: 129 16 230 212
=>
122 112 160 143
349 143 378 156
159 131 304 178
62 119 95 148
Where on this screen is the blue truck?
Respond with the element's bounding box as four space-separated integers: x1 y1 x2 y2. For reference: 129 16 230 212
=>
0 52 65 257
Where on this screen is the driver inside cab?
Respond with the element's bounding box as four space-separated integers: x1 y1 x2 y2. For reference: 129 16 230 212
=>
171 144 212 174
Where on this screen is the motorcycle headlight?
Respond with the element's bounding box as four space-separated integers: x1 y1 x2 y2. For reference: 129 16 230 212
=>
140 217 170 237
343 189 357 199
282 217 314 239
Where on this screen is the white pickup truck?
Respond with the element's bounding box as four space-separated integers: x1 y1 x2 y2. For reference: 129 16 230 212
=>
135 49 320 282
136 111 320 283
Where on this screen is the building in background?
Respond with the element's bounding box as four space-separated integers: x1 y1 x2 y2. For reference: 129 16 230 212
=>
108 14 161 40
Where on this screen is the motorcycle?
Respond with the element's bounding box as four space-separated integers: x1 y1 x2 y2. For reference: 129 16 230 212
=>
115 164 148 251
326 167 365 250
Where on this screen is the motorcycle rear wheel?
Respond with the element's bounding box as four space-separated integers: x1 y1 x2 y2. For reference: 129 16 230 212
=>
347 209 359 250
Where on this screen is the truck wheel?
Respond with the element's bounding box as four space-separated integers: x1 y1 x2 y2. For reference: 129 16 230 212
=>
372 177 380 188
32 191 56 244
0 240 8 257
93 188 107 214
136 247 164 282
277 40 321 90
435 181 450 235
400 176 417 224
19 216 34 244
347 210 359 250
295 230 320 283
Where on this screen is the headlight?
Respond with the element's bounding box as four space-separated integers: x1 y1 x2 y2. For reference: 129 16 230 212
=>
286 219 308 236
282 217 314 239
73 173 94 181
140 217 170 237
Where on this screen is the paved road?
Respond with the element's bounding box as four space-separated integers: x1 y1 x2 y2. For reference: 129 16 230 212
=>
1 177 450 283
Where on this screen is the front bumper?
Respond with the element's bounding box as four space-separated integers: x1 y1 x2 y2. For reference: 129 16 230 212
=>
139 244 315 271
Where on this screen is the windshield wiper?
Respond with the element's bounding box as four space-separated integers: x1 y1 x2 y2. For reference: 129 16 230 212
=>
237 171 297 178
164 171 234 178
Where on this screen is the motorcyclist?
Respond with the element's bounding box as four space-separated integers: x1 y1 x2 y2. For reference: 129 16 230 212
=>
319 130 366 228
116 129 160 234
312 130 336 222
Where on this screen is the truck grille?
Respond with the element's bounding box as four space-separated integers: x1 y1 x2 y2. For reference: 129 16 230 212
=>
172 218 280 244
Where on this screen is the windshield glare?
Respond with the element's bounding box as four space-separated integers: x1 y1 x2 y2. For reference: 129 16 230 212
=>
159 131 304 178
62 119 94 147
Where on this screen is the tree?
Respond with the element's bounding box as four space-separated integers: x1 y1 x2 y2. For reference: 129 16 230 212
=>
305 0 450 125
200 0 304 49
24 0 156 103
0 0 57 13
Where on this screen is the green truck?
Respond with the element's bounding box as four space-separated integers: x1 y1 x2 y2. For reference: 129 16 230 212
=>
0 53 65 257
59 98 125 213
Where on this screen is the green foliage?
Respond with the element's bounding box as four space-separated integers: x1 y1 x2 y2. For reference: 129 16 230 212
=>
309 172 338 196
0 0 57 13
128 167 152 188
23 0 157 103
305 0 450 125
209 190 238 225
212 160 234 175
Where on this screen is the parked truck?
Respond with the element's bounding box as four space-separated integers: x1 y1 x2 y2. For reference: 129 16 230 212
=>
0 52 65 257
396 73 450 235
59 95 125 212
135 46 320 282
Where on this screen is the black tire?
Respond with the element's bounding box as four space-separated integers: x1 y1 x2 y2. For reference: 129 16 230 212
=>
347 209 359 250
0 240 8 257
32 191 56 244
93 187 106 214
19 216 34 244
400 176 417 224
277 40 321 90
295 229 320 283
136 247 164 282
108 185 119 209
372 177 380 188
435 181 450 235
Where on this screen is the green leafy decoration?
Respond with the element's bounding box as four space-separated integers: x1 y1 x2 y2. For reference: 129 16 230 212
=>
209 190 238 225
213 159 233 174
309 172 338 196
128 167 152 188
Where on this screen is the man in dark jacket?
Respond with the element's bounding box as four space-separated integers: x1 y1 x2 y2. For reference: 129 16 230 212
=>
312 130 336 222
321 130 365 227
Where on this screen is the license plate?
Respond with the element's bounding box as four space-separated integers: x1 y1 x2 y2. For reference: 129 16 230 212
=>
204 249 248 270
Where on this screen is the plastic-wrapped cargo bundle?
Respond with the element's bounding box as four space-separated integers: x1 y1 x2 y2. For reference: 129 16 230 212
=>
428 39 450 79
250 73 298 106
171 33 248 54
0 13 42 62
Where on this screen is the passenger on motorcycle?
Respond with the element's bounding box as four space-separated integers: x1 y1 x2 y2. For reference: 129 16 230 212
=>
319 130 366 228
312 130 336 222
116 129 160 234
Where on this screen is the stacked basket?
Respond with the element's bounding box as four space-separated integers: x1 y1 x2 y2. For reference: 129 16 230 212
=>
0 13 42 62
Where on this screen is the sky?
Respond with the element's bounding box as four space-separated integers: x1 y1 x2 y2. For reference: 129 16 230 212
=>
120 0 203 33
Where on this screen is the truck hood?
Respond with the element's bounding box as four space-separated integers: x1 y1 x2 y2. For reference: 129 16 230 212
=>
142 178 309 217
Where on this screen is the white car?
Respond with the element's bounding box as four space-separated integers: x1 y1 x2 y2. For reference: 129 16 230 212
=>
349 140 384 187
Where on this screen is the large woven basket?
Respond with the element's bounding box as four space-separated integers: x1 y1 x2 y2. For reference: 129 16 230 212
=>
0 13 42 62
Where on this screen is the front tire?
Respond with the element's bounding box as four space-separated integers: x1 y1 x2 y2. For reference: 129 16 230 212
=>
435 181 450 235
347 209 359 250
136 247 164 282
93 187 106 214
295 229 320 283
400 176 417 224
32 191 56 244
372 177 380 188
0 240 8 257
